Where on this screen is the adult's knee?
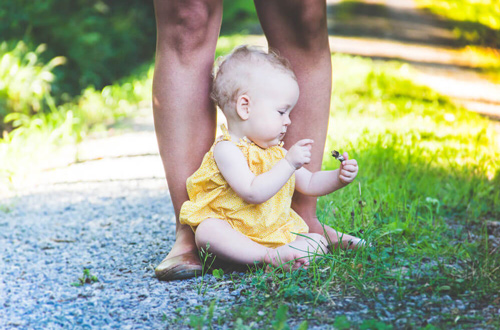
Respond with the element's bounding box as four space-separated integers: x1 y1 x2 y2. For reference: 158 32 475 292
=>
155 0 221 56
289 0 328 49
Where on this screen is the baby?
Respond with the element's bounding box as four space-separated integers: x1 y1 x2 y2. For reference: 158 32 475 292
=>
179 45 362 270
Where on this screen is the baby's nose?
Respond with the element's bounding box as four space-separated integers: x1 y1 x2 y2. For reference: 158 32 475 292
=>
284 116 291 126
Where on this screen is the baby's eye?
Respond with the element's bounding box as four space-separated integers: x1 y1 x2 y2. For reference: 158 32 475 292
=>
278 110 286 115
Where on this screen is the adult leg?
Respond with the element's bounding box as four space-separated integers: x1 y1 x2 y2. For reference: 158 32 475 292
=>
254 0 362 249
196 219 328 270
152 0 223 280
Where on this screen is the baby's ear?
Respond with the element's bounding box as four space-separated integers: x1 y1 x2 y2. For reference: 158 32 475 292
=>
236 95 251 120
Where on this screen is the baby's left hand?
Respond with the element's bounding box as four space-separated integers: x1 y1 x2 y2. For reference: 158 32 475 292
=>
338 152 358 185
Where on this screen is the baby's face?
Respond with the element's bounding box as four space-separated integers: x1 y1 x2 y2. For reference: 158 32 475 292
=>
245 69 299 148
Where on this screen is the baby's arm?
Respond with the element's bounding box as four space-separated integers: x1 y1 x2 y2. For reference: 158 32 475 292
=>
294 151 358 196
213 139 312 204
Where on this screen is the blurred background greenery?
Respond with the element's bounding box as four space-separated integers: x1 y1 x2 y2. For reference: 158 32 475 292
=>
0 0 257 181
0 0 498 195
0 0 257 129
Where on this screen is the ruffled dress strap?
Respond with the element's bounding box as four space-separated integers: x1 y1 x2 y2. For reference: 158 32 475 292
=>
217 123 251 161
219 124 252 146
220 123 232 141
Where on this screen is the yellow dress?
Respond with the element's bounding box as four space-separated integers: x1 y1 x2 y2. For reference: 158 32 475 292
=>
179 125 309 248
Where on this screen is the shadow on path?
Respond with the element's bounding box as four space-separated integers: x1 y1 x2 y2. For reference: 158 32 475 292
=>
327 0 458 47
324 0 500 121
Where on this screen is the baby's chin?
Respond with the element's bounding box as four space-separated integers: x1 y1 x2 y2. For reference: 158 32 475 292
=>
255 140 281 149
252 139 281 149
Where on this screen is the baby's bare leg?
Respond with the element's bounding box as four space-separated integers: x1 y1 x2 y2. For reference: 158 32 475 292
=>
195 218 274 265
195 219 327 270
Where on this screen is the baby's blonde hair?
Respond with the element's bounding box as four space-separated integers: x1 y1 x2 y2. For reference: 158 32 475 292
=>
211 45 297 114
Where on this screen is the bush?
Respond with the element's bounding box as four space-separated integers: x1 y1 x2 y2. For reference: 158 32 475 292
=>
0 0 156 96
0 0 258 98
0 41 65 132
220 0 258 34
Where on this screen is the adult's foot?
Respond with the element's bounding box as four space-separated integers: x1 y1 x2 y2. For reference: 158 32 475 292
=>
155 223 202 281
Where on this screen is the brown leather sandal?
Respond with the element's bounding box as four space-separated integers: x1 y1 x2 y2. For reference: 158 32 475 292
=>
155 251 203 281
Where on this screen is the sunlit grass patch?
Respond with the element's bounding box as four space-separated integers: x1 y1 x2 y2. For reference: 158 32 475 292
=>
414 0 500 82
416 0 500 31
0 63 153 189
325 54 499 220
458 46 500 83
416 0 500 51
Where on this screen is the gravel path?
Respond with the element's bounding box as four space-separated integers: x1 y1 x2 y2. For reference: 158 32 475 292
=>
1 179 182 329
2 179 499 329
1 179 260 329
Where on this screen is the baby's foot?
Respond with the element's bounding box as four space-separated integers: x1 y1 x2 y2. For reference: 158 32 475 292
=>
346 238 370 250
264 245 309 271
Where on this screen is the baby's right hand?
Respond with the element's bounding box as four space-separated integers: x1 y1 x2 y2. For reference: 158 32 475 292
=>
285 139 314 170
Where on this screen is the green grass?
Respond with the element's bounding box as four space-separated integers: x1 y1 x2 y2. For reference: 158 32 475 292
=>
416 0 500 31
173 54 499 329
325 54 499 220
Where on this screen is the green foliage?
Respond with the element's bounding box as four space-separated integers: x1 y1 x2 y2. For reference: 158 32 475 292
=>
68 63 152 135
71 268 98 287
0 61 152 186
0 1 257 97
0 41 65 130
212 268 224 279
188 300 217 330
220 0 258 34
0 0 156 96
